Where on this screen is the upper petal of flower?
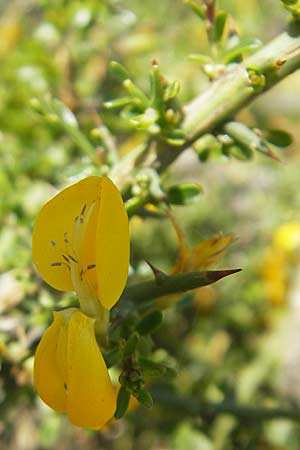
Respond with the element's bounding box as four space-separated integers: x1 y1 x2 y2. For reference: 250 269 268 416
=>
94 177 130 309
32 176 129 309
66 310 116 429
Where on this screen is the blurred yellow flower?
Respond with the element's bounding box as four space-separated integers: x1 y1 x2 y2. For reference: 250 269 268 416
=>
262 222 300 305
170 212 236 274
157 213 235 309
32 176 130 428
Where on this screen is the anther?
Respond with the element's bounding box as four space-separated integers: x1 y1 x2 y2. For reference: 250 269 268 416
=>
51 262 62 266
68 254 78 263
50 240 57 247
87 264 96 270
62 254 70 263
80 204 87 216
64 232 69 244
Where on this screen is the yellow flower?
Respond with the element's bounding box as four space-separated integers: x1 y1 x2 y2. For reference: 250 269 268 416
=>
169 212 235 274
32 176 130 428
156 212 235 309
262 222 300 306
34 308 116 429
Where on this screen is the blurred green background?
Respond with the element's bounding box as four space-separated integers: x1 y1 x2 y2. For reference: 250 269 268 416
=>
1 0 300 449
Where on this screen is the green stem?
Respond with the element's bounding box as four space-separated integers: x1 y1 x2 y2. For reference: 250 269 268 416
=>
154 24 300 170
152 389 300 422
120 269 240 304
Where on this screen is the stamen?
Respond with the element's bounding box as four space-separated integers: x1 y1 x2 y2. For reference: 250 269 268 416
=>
51 261 71 270
51 240 57 247
87 264 96 270
64 232 69 244
80 204 87 216
68 254 78 263
62 254 70 263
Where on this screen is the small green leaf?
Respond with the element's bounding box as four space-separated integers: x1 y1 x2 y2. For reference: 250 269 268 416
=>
53 100 78 128
264 129 293 147
103 348 122 368
167 183 203 205
197 148 210 161
188 54 213 64
135 388 153 409
164 80 180 101
225 144 254 160
136 310 163 335
115 386 131 419
138 357 177 379
224 121 279 160
150 64 165 115
185 0 206 19
212 11 227 42
109 61 130 81
123 333 139 358
123 79 149 105
223 39 262 64
104 97 135 109
194 134 222 161
164 134 186 146
130 107 159 129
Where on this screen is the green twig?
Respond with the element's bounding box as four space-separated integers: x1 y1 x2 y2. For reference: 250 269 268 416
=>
154 25 300 170
152 389 300 422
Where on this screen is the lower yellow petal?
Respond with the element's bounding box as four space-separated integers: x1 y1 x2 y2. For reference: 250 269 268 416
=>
66 310 116 429
34 314 67 412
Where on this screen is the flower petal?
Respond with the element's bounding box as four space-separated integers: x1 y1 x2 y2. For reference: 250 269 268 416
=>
187 233 236 271
32 177 103 292
34 313 67 412
94 177 129 309
66 310 116 429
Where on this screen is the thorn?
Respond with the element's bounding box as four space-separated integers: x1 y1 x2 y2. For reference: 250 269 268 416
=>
146 260 168 284
206 268 242 283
